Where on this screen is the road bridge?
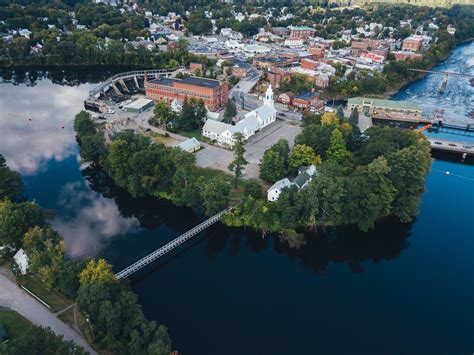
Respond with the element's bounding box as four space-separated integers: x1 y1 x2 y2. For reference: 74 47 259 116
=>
428 138 474 156
116 207 233 279
89 67 185 97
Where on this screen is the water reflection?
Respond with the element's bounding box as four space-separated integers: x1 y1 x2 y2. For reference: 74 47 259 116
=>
0 66 134 87
52 179 140 258
0 79 91 174
205 221 411 273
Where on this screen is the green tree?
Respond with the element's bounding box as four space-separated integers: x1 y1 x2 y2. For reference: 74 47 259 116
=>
289 144 322 170
349 107 359 127
387 143 431 222
327 129 351 164
150 100 177 128
23 226 64 288
259 149 286 183
186 10 212 35
0 154 24 201
201 177 231 215
295 124 335 159
242 179 263 199
228 132 248 187
223 99 237 124
0 200 50 249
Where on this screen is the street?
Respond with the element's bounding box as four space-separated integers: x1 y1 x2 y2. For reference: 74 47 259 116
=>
0 273 96 354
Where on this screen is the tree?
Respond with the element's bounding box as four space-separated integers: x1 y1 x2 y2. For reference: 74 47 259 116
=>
344 156 396 231
321 112 340 126
186 10 212 35
23 226 64 289
336 105 345 119
259 149 286 183
0 200 50 249
349 107 359 127
0 154 24 201
289 144 322 170
201 177 231 215
387 143 431 222
295 124 335 159
242 179 263 199
223 98 237 124
301 111 321 126
228 132 248 187
327 129 351 164
149 101 177 128
270 139 290 171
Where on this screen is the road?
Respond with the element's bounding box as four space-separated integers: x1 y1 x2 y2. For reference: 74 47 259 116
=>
0 274 96 354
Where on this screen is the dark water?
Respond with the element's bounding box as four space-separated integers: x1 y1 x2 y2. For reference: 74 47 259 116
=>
0 45 473 355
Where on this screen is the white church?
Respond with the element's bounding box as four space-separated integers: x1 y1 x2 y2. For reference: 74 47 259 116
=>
202 85 277 147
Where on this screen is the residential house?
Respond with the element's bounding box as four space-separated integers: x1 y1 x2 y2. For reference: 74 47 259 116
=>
292 91 320 110
267 178 292 201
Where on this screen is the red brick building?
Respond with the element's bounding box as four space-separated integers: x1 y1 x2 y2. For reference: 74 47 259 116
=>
393 51 423 61
189 62 206 73
288 26 316 39
314 74 329 89
278 92 295 105
402 36 423 52
301 58 319 71
267 67 291 89
292 91 320 110
232 61 252 78
308 46 326 59
351 40 369 50
145 76 229 111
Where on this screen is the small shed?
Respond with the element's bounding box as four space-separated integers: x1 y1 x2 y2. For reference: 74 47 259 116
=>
0 323 8 343
175 137 201 153
13 248 29 275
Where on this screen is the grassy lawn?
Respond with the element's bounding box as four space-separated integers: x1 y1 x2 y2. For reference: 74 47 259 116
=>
195 167 231 181
176 128 203 140
18 274 72 312
148 131 172 145
0 310 35 340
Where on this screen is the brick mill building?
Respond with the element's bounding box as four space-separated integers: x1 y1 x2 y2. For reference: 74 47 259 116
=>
402 36 424 52
145 76 229 111
288 26 316 40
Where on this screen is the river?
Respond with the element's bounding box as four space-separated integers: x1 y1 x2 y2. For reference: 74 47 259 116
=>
0 43 473 355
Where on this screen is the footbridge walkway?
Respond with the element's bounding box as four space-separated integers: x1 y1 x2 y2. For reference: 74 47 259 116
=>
116 207 233 279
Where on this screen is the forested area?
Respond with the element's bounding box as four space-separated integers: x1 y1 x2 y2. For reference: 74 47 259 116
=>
0 153 172 354
226 111 432 244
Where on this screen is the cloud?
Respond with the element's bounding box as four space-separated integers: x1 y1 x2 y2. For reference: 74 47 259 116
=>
52 181 140 258
0 80 93 175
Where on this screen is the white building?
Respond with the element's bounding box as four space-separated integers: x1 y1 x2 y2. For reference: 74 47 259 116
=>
267 178 292 201
14 248 29 275
175 137 201 153
266 165 318 201
202 85 277 147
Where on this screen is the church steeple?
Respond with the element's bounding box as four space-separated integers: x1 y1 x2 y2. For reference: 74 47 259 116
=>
264 84 274 107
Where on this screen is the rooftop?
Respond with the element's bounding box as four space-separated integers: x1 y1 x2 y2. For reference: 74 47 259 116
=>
295 91 318 100
149 76 221 89
289 25 316 32
348 97 422 112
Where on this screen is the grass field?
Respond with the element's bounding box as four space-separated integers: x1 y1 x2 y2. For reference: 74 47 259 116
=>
0 310 35 340
18 274 72 312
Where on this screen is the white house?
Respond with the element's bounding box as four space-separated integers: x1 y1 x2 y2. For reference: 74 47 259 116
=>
13 248 29 275
266 165 318 201
202 85 277 147
267 178 292 202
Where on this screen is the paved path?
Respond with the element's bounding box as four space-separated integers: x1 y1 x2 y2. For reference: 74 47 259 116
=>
0 274 96 354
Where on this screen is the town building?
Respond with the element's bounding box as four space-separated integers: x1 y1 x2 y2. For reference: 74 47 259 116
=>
202 85 277 147
393 51 423 61
232 61 252 78
189 62 206 73
253 54 294 69
145 76 229 111
288 25 316 40
267 67 291 89
308 46 326 59
123 98 154 113
347 97 422 117
301 58 319 71
292 91 321 110
278 92 295 105
314 74 330 89
402 36 424 52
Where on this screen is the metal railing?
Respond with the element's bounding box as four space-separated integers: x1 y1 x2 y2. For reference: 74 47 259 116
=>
89 66 185 97
407 68 474 78
116 207 233 279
